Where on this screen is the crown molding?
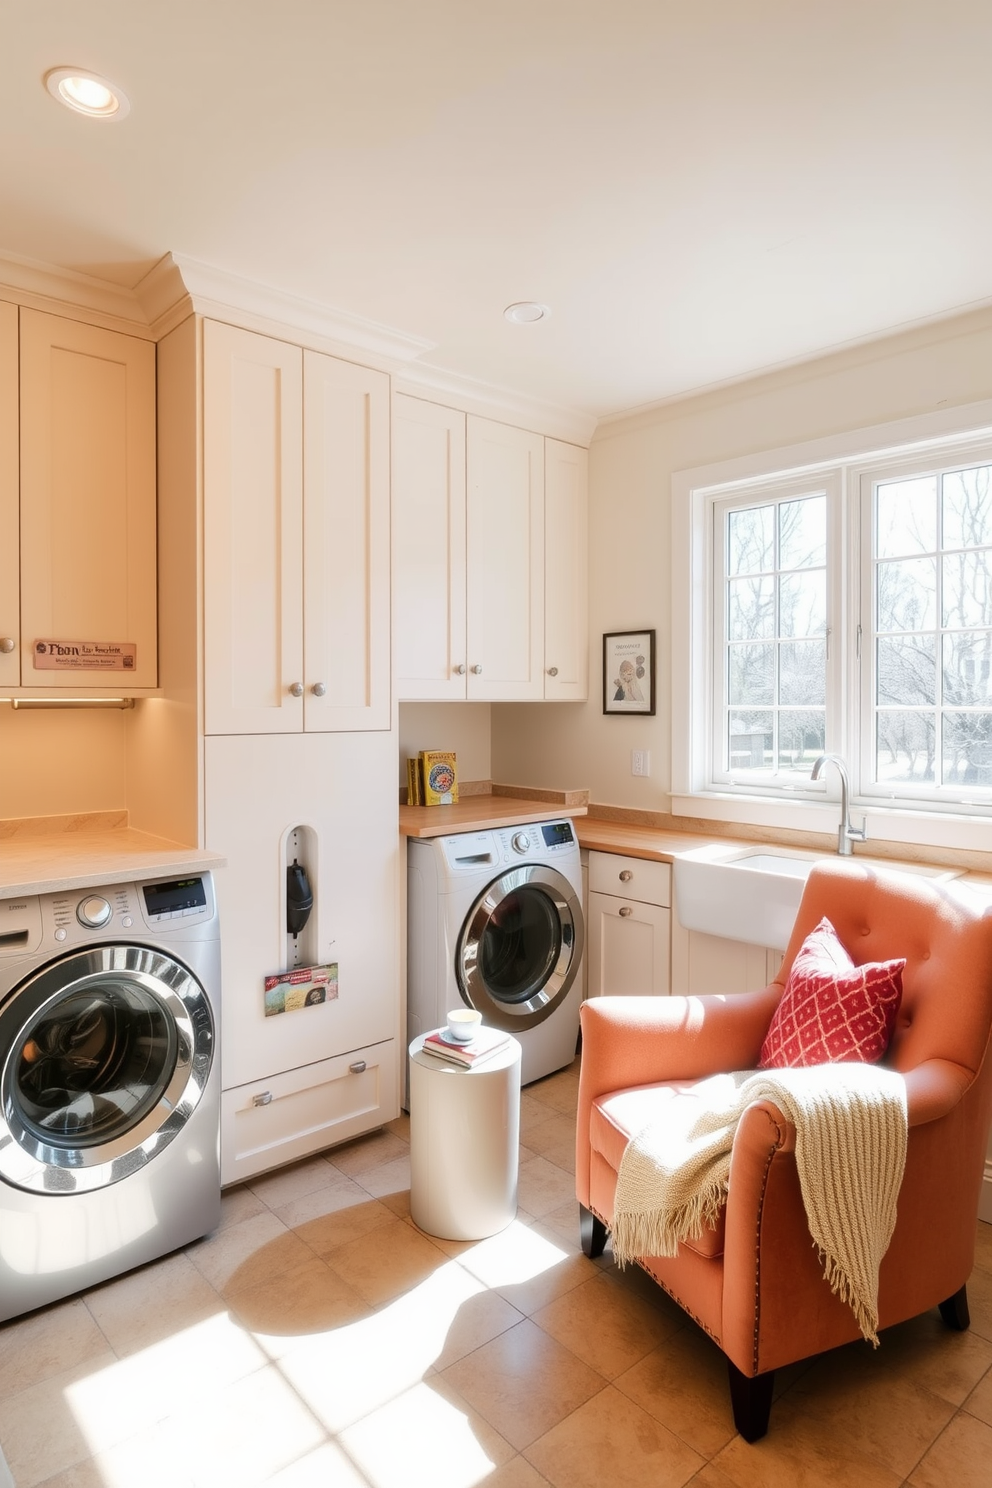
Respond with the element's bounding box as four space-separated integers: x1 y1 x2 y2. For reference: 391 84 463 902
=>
0 246 597 442
142 252 436 364
0 250 156 335
393 362 597 446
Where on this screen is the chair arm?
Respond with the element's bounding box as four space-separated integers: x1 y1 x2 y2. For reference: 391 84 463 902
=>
576 988 782 1209
902 1057 974 1126
578 987 782 1106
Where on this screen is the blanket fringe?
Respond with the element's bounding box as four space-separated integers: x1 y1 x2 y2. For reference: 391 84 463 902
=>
820 1251 880 1347
610 1182 726 1268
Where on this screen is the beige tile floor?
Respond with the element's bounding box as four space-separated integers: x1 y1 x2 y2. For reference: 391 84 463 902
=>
1 1058 991 1488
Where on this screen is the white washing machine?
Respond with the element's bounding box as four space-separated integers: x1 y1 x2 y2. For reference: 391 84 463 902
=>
0 872 221 1322
407 819 584 1093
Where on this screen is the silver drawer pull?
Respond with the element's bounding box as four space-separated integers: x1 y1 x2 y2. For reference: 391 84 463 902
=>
471 664 483 675
547 666 558 676
618 906 633 917
252 1091 273 1107
619 869 633 882
454 663 466 675
288 681 304 698
349 1060 367 1074
0 638 14 654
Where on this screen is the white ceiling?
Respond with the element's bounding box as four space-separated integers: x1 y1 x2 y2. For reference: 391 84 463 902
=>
4 1 992 422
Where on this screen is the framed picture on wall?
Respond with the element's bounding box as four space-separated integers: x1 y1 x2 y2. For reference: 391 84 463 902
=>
603 629 656 715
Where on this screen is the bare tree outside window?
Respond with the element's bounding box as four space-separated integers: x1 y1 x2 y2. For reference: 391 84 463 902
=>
725 494 826 782
873 464 992 790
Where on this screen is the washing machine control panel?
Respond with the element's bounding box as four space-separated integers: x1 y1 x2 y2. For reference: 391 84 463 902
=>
497 820 576 861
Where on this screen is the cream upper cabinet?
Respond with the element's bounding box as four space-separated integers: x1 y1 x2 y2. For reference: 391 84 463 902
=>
394 397 586 701
466 416 545 701
0 303 17 690
203 321 390 734
392 395 467 700
544 438 588 701
302 349 390 731
14 309 157 690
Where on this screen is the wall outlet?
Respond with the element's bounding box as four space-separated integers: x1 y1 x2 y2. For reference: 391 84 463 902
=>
631 749 651 777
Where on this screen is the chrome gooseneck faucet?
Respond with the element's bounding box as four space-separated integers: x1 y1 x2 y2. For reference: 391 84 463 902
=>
811 753 868 856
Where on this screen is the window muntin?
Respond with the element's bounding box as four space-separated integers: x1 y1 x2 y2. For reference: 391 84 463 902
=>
867 460 992 798
715 491 828 786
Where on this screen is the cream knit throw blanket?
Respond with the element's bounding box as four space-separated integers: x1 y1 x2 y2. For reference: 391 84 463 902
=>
611 1063 908 1345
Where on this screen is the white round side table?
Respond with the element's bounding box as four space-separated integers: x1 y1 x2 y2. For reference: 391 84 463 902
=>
408 1033 521 1241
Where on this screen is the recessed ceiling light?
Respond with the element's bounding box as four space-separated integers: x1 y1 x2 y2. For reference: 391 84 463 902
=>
45 67 130 119
503 302 549 325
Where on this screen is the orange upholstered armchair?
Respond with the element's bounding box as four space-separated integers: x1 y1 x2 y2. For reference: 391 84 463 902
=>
576 860 992 1440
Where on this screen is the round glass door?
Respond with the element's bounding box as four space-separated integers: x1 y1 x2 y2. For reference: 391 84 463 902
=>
456 865 584 1030
0 945 214 1195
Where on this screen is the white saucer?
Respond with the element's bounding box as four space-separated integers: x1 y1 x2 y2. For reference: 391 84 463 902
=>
433 1027 476 1047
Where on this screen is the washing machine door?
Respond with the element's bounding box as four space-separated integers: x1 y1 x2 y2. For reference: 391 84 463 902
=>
0 945 214 1195
455 864 584 1030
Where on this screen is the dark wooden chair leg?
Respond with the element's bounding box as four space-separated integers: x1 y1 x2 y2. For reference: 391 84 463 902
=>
579 1203 608 1258
938 1284 970 1331
727 1358 774 1442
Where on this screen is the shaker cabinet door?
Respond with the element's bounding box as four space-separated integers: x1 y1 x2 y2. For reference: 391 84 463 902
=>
203 320 304 734
0 303 17 690
466 416 545 700
393 395 467 700
19 309 157 689
544 438 588 700
302 351 390 730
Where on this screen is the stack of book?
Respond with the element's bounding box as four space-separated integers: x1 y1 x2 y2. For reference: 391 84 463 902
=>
420 1024 511 1068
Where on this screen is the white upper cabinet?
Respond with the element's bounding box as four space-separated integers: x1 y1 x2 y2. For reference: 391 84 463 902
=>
393 397 587 702
302 350 390 731
0 303 17 690
203 321 304 734
466 416 545 701
203 321 390 734
544 438 588 701
392 396 467 700
12 309 157 690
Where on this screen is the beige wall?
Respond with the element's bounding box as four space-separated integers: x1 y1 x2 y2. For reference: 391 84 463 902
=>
0 709 128 819
492 304 992 810
398 701 492 790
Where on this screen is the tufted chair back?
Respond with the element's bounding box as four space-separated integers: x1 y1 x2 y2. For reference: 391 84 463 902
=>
780 861 992 1083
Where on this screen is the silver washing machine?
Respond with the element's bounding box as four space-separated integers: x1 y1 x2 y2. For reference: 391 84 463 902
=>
0 872 221 1322
407 819 584 1095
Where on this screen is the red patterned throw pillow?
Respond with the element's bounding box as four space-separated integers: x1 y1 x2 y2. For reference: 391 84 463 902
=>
759 916 904 1069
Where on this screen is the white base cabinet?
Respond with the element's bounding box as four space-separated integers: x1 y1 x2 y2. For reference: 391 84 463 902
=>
205 731 400 1182
587 853 671 997
221 1039 398 1186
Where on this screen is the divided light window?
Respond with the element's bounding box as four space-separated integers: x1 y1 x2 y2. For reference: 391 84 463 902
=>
866 459 992 799
715 489 828 787
703 443 992 812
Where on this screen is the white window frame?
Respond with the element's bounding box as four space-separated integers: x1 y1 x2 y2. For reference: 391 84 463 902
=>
672 399 992 853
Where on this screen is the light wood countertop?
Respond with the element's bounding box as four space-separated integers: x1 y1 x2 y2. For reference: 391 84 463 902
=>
0 818 225 898
400 794 588 838
575 819 748 862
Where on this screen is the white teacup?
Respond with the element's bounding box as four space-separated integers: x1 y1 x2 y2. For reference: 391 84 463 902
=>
446 1007 482 1042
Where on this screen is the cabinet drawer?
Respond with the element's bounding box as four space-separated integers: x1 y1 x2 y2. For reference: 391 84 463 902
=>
221 1038 398 1185
588 852 671 907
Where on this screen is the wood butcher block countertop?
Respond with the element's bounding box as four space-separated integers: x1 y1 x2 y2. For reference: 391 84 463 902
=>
0 813 225 899
400 793 588 838
574 818 743 861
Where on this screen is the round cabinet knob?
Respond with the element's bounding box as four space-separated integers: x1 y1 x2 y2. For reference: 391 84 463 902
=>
454 664 466 675
288 682 304 698
512 831 531 853
471 664 483 675
618 905 633 918
310 682 327 697
547 666 559 677
619 870 633 882
0 637 14 654
77 895 112 929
